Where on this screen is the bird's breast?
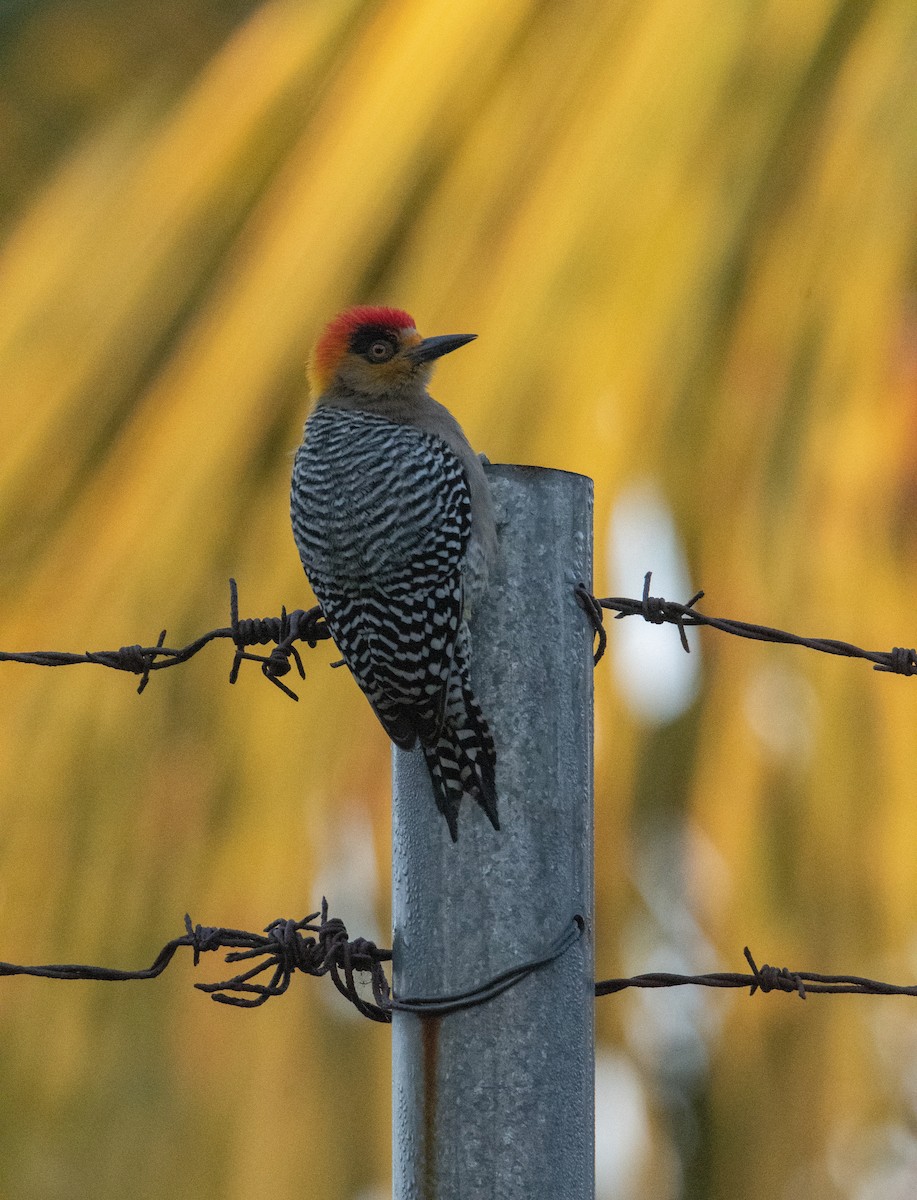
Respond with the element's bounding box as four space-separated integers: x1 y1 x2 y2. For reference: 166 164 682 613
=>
291 407 471 591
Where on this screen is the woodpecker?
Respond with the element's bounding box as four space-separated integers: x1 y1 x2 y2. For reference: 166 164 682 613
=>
290 305 499 841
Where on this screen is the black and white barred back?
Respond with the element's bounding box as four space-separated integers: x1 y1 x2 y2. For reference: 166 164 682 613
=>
291 405 498 840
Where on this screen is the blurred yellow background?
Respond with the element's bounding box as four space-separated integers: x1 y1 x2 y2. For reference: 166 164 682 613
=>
2 0 917 1196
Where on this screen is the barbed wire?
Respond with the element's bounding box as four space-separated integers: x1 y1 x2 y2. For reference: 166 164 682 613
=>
0 579 330 699
0 901 393 1018
3 578 917 1015
595 947 917 999
574 573 917 675
3 575 915 697
3 907 916 1015
0 907 582 1020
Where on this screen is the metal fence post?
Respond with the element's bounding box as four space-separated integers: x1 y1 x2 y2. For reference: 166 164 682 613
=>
392 464 594 1199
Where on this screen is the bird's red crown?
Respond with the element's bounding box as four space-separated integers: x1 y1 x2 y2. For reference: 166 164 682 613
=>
309 305 416 395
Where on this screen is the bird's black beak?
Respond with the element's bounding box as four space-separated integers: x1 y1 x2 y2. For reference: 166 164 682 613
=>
406 333 477 364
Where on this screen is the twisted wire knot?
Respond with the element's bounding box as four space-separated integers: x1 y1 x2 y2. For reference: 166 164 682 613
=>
233 616 284 646
640 594 669 623
183 917 222 965
265 917 314 971
744 948 807 998
113 644 150 673
884 647 917 676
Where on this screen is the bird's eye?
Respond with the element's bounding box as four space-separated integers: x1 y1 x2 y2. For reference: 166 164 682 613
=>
367 340 394 363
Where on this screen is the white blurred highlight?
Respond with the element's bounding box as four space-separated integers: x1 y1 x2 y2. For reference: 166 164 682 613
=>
595 1050 652 1200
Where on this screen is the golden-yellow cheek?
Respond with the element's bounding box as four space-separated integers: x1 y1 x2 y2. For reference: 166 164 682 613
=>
334 355 420 396
367 357 421 392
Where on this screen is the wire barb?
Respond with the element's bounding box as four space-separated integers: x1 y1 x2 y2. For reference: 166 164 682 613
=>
227 580 316 700
743 947 806 998
193 900 393 1017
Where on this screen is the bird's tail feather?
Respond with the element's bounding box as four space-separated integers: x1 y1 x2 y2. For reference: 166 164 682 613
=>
422 678 498 842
